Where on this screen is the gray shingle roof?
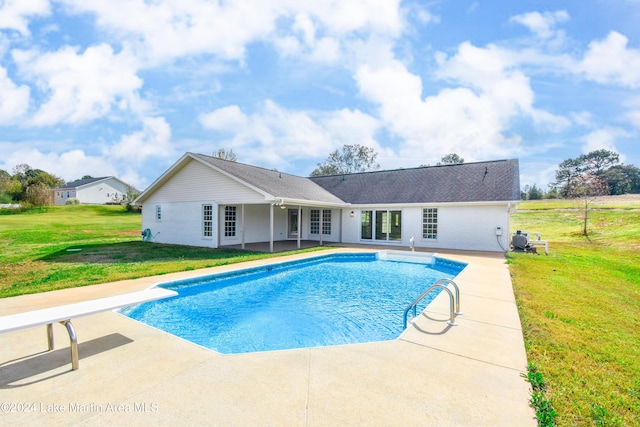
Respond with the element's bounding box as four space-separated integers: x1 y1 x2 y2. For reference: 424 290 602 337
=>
191 153 346 204
57 177 110 189
309 159 520 204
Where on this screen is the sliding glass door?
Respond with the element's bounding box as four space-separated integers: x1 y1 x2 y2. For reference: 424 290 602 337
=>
362 209 401 241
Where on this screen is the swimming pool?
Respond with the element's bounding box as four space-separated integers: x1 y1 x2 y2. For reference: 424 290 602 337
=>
120 252 466 354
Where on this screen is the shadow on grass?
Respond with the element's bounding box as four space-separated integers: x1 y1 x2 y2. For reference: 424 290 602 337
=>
39 241 260 264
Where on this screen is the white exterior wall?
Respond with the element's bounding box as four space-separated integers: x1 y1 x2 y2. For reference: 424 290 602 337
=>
141 201 218 247
141 159 274 247
144 159 266 204
341 204 511 252
54 178 132 205
54 189 77 205
304 208 340 243
219 204 284 246
78 179 131 204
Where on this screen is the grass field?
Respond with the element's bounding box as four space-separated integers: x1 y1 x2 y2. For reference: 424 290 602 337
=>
0 205 324 298
510 196 640 426
2 200 639 425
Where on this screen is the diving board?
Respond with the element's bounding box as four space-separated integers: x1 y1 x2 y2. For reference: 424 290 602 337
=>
0 288 177 370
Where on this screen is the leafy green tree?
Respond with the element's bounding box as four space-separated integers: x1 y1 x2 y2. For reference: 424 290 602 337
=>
600 164 640 195
310 144 380 176
7 164 64 205
528 184 545 200
438 153 464 165
552 150 620 197
552 151 616 235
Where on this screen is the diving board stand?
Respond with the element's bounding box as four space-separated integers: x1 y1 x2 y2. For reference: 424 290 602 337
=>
0 288 177 371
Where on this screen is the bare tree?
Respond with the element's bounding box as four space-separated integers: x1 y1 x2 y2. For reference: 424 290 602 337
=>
213 148 238 162
566 172 608 236
310 144 380 176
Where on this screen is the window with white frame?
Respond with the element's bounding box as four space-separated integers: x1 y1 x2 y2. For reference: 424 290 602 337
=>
155 205 162 221
203 204 213 237
310 209 331 235
322 209 331 235
310 209 319 234
422 208 438 239
224 206 236 237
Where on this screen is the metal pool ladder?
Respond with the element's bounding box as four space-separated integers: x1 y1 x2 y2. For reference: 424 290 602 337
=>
403 279 462 329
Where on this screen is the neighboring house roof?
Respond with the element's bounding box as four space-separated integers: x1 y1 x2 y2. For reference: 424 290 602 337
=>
56 177 110 189
135 153 520 206
54 176 138 192
309 159 521 204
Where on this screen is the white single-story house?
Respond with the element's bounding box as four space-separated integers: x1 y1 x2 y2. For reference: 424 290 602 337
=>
134 152 520 252
53 176 138 205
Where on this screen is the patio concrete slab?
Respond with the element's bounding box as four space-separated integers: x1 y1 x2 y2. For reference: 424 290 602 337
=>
0 249 536 426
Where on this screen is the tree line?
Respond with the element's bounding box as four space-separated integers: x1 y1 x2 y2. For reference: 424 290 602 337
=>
0 164 65 206
522 149 639 200
3 147 636 207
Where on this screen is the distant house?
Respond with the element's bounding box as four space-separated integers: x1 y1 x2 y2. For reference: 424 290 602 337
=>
133 152 520 252
53 176 137 205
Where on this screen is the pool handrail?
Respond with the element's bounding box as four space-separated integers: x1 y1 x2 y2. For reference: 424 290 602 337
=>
403 279 462 329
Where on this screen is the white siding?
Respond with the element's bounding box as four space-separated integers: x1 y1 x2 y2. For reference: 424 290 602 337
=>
145 159 266 204
141 201 218 247
54 178 133 205
77 179 131 204
54 189 76 205
341 204 510 252
305 208 340 243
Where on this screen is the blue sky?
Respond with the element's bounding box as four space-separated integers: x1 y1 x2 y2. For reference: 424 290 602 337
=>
1 0 639 191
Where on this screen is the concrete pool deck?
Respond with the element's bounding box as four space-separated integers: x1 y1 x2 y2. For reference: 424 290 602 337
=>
0 249 536 426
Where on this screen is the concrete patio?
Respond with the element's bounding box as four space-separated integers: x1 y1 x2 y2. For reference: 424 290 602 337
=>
0 248 536 426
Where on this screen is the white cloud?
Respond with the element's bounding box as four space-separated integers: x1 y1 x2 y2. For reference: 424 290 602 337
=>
354 39 570 165
0 66 30 124
625 110 640 128
108 117 174 165
580 127 629 154
12 44 143 125
58 0 403 66
579 31 640 88
0 0 50 36
199 106 249 133
510 10 569 40
200 100 380 169
0 148 116 183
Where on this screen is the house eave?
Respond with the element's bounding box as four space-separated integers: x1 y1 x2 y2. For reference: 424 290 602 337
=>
271 197 349 208
347 200 520 208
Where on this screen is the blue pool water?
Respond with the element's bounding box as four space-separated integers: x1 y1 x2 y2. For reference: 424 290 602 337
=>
120 252 466 354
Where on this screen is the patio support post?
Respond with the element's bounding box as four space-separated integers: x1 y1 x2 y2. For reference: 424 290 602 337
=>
319 208 323 245
269 203 274 253
297 205 301 249
241 204 245 250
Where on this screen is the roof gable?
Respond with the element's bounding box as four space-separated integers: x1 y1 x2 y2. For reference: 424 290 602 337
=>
309 159 520 204
135 153 345 205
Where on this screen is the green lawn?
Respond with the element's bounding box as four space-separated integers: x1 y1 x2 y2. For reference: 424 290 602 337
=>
510 198 640 426
0 205 324 297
